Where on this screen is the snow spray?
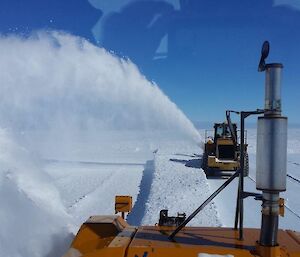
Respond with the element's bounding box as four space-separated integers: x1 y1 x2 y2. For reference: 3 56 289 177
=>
0 31 201 144
0 31 202 257
0 129 73 257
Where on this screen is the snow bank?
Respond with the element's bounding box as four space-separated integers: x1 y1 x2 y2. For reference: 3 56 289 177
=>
0 129 73 257
134 146 221 227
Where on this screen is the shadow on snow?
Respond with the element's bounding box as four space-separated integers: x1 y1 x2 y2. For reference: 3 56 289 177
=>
127 160 155 226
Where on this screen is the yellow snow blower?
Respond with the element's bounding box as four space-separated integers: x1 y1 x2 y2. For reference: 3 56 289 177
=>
63 42 300 257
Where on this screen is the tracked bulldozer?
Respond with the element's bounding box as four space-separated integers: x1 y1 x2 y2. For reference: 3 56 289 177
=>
63 42 300 257
202 122 249 177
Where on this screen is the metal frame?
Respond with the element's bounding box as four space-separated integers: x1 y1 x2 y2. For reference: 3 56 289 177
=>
169 109 265 241
233 110 264 240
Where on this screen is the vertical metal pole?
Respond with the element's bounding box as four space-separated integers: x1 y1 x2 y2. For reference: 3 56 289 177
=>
239 112 245 240
259 193 280 246
234 187 240 229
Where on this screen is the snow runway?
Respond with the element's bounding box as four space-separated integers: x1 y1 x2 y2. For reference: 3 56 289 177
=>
45 160 144 229
44 139 221 230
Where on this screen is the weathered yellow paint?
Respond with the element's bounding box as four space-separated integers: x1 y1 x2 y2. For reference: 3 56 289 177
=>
208 156 238 170
115 195 133 214
63 216 132 257
279 198 285 217
64 216 300 257
216 138 234 145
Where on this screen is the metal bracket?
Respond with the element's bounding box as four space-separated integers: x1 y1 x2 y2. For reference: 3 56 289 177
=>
242 191 262 200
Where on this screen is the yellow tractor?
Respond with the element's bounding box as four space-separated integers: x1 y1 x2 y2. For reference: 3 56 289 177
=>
202 122 249 177
62 42 300 257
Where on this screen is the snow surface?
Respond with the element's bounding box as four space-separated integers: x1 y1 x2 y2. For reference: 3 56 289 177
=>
130 143 221 227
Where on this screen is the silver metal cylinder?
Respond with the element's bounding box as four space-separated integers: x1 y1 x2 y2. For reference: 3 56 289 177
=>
264 64 283 114
256 116 287 192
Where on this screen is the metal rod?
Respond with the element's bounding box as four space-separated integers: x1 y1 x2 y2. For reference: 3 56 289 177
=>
234 183 240 229
239 112 246 240
168 170 240 240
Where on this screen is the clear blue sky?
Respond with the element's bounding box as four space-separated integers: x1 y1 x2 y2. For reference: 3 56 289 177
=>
0 0 299 125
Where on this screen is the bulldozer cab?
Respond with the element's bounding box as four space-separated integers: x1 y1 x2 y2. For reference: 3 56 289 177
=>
214 122 237 140
213 123 237 160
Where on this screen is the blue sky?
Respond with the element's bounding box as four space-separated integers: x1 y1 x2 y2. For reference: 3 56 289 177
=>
0 0 299 125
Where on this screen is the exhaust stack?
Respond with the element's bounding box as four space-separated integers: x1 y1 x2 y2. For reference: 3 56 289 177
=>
256 42 287 247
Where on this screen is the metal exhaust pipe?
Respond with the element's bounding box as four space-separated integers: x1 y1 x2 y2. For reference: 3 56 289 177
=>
256 42 287 247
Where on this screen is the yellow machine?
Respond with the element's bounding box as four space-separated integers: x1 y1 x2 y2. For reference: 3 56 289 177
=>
63 42 300 257
202 122 249 177
63 214 300 257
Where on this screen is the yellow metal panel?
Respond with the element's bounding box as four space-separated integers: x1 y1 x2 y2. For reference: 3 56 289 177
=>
208 156 238 170
279 198 285 217
256 243 282 257
64 216 300 257
126 226 300 257
216 138 234 145
115 196 132 214
68 215 131 256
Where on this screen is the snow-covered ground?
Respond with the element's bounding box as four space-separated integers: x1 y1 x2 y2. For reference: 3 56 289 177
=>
45 160 143 229
42 133 216 229
43 128 300 247
129 143 220 227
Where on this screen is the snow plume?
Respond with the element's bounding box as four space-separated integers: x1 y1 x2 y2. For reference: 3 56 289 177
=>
0 128 73 257
0 31 201 256
0 31 201 143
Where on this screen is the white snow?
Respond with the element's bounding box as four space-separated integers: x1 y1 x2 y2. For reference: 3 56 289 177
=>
0 31 202 257
139 147 221 226
44 154 144 229
0 129 73 257
0 32 200 142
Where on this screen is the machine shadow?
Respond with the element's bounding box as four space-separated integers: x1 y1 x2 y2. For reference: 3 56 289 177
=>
127 160 155 226
169 157 201 169
169 156 231 180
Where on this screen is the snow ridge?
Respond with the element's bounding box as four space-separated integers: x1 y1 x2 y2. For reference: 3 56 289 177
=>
141 150 221 226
